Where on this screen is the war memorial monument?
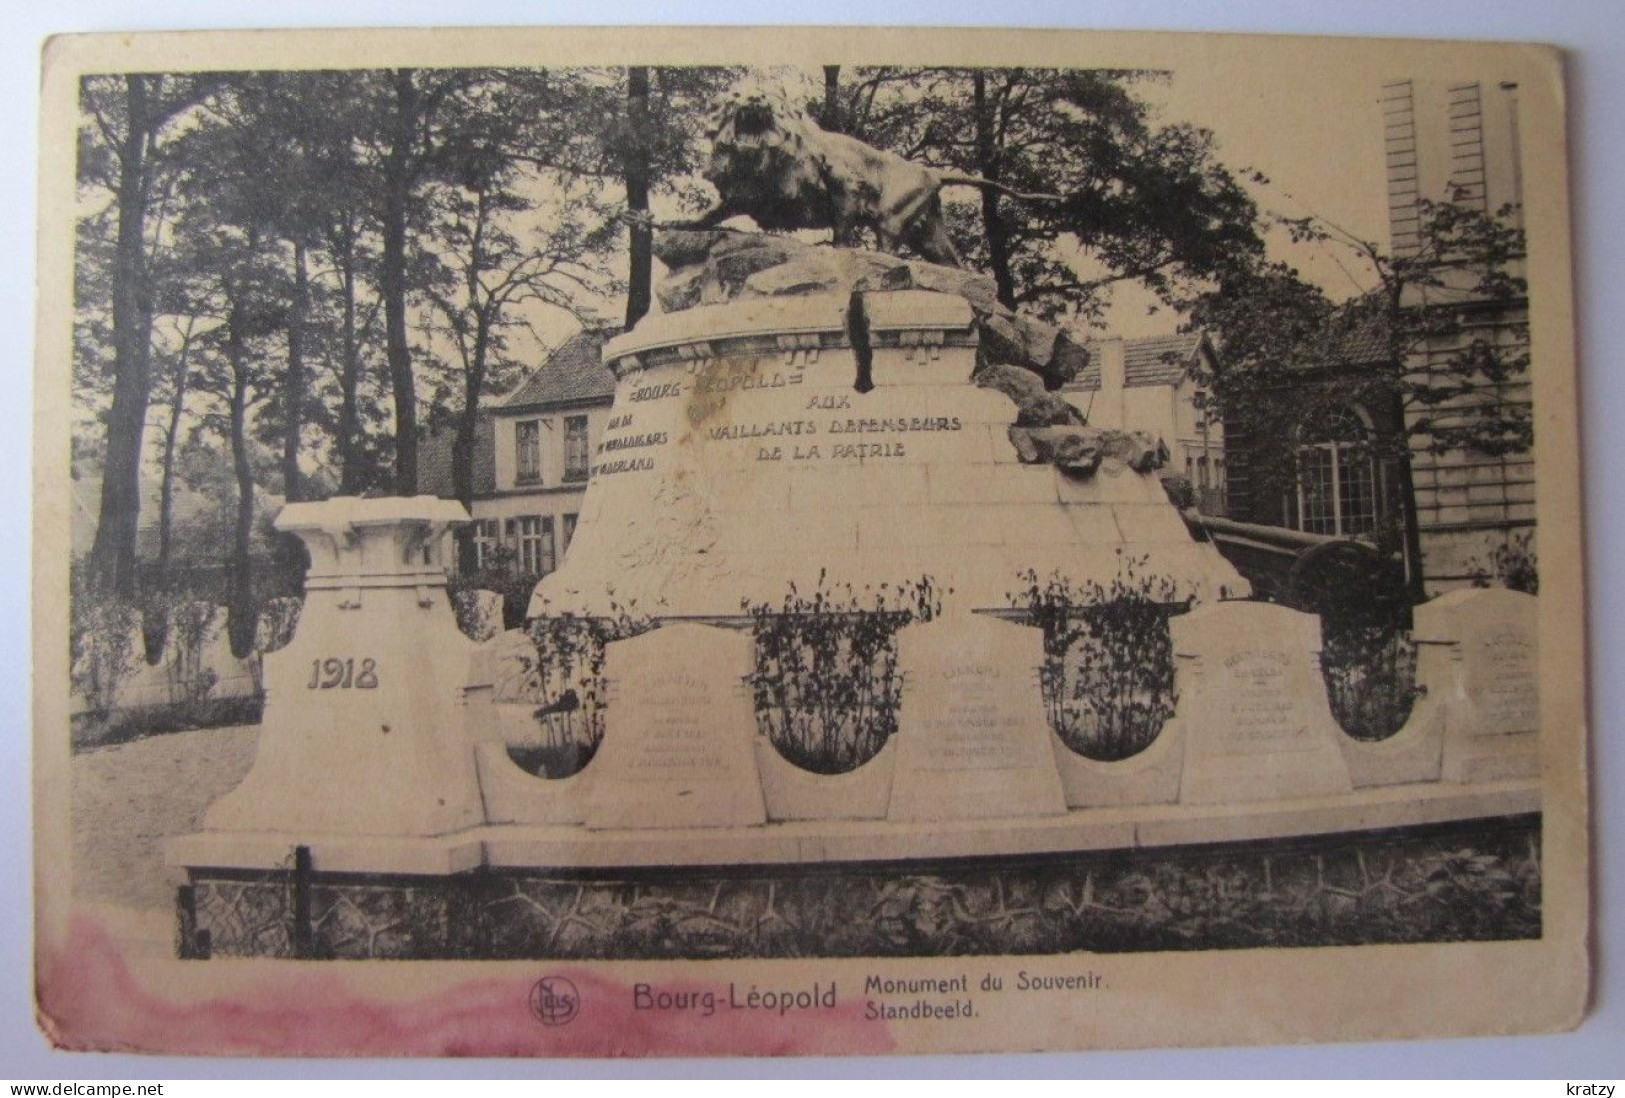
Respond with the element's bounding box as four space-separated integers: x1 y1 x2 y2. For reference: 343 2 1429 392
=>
162 88 1542 962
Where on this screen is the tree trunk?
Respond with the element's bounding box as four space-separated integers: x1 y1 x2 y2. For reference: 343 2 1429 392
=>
154 327 193 594
281 240 309 502
623 66 653 330
822 66 841 132
972 71 1017 310
382 69 419 497
450 325 489 575
335 228 363 495
451 323 490 509
89 74 156 598
226 301 257 659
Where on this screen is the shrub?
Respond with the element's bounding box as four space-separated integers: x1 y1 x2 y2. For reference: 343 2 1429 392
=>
69 572 140 721
449 588 504 642
507 593 657 779
1469 531 1539 595
71 695 264 752
1009 556 1185 762
1320 617 1420 741
254 597 303 654
165 599 222 706
448 546 541 631
744 572 944 775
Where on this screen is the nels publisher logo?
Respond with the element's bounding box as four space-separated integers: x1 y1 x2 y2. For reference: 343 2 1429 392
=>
528 975 581 1026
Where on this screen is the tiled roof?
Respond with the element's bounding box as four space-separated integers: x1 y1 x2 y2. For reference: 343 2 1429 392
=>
417 412 496 499
501 328 618 410
1067 331 1208 393
1312 312 1391 367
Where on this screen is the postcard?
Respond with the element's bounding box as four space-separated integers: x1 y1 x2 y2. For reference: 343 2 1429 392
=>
33 25 1587 1057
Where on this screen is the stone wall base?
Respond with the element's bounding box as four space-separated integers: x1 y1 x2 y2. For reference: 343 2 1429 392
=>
179 813 1540 960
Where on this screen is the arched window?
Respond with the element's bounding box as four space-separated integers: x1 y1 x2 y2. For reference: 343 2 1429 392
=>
1291 406 1382 537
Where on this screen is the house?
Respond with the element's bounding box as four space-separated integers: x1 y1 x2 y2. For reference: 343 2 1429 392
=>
1381 77 1534 590
1218 313 1410 546
1213 78 1534 597
1063 331 1228 515
419 327 618 578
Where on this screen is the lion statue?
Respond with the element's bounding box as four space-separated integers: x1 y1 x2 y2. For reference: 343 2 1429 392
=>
683 89 1059 268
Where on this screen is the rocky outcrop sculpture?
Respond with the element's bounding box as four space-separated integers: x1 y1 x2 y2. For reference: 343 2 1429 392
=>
654 230 1088 391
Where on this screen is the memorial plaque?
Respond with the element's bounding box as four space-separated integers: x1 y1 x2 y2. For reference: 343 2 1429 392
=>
583 623 767 829
1173 602 1355 803
1468 622 1540 735
887 613 1067 821
1414 588 1541 782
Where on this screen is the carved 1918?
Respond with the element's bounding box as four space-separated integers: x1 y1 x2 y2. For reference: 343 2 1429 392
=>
306 658 379 690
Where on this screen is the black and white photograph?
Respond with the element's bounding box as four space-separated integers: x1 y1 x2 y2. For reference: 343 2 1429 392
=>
30 25 1588 1059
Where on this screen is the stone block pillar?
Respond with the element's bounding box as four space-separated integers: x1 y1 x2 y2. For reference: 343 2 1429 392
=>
197 496 485 840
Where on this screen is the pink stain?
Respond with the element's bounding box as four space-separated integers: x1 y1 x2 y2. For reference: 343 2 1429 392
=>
37 915 896 1059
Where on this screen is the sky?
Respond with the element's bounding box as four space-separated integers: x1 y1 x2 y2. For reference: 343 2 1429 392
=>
1100 61 1392 337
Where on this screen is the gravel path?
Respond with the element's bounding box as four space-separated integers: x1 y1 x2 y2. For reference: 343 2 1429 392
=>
72 725 260 912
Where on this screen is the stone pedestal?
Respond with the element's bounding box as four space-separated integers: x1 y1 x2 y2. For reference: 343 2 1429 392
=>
1173 601 1355 804
583 624 767 830
532 291 1247 621
185 496 485 842
886 613 1067 822
1417 588 1540 783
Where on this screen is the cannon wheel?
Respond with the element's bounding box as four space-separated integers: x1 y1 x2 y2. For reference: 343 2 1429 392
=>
1287 540 1408 621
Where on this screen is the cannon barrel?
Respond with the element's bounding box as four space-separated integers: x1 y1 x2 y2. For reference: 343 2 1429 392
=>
1179 510 1408 620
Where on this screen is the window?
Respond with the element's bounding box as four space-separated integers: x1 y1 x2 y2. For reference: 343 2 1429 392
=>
564 415 590 482
1291 406 1381 537
470 519 499 570
509 515 556 576
515 419 541 484
562 512 578 555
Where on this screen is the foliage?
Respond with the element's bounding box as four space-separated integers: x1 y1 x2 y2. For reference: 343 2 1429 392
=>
507 593 657 779
253 596 303 654
448 588 505 643
1306 549 1419 742
1319 618 1420 742
69 573 141 721
1470 530 1539 595
1187 198 1531 547
71 695 263 754
162 599 222 706
446 546 540 630
834 67 1265 319
186 817 1541 959
743 571 945 776
1007 555 1185 761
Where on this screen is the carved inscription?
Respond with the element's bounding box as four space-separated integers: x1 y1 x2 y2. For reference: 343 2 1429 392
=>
306 657 379 690
614 671 731 780
1475 625 1538 731
918 660 1038 768
1217 651 1305 748
604 349 974 477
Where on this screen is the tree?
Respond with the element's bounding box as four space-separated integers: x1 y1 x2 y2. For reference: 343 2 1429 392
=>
839 67 1265 321
78 74 219 597
1187 197 1531 596
149 313 202 598
596 66 739 328
161 79 304 653
172 222 285 655
418 87 618 513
